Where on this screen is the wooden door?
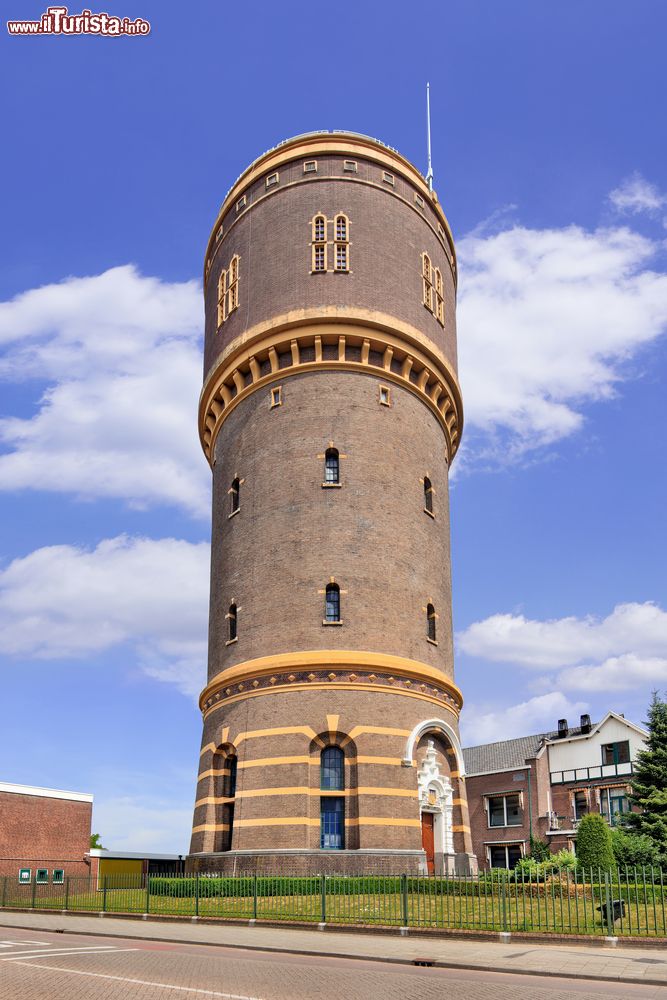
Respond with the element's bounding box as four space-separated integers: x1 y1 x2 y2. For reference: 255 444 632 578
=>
421 812 435 875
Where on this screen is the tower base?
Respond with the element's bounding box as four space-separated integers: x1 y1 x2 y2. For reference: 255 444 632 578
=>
187 849 477 877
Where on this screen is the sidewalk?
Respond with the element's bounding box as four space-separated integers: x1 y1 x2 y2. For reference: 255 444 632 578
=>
1 909 666 987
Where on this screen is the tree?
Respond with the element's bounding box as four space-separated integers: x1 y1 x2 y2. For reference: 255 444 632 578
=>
90 833 106 850
625 691 667 868
575 813 615 870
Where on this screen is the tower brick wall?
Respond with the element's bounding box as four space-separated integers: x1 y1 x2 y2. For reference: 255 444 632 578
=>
189 133 474 875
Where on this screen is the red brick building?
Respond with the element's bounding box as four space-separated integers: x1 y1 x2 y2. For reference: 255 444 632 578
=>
463 713 647 869
188 131 476 876
0 781 93 883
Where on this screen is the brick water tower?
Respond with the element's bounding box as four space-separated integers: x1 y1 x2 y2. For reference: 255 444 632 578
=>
189 132 476 875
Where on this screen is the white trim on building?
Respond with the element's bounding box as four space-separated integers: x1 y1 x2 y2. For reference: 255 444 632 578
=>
0 781 93 803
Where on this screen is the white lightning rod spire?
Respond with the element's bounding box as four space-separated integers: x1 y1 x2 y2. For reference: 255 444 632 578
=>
426 82 434 192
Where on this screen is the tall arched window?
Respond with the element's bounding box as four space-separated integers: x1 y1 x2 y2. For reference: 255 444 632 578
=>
324 448 340 484
424 477 433 514
320 746 345 849
230 478 240 514
334 214 349 272
434 267 444 325
221 753 237 851
422 253 433 311
227 255 240 313
427 603 437 642
228 603 237 642
325 583 340 623
311 214 327 273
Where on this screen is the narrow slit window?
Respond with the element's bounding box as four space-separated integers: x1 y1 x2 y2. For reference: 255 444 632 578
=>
230 477 240 514
325 583 341 623
427 603 437 642
415 194 425 209
379 385 391 406
324 448 340 484
424 477 433 514
228 603 237 642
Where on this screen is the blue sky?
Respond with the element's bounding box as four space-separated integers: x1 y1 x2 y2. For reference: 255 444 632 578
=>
1 1 665 851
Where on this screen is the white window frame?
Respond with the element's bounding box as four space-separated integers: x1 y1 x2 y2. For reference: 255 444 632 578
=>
486 792 523 828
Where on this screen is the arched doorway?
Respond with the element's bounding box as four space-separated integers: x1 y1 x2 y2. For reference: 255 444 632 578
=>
417 740 454 875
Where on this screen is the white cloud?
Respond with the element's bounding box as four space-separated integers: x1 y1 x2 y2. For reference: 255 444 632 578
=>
560 653 667 693
461 692 588 745
0 535 209 697
93 794 192 854
458 601 667 695
457 601 667 669
609 173 666 215
457 223 667 460
0 266 209 518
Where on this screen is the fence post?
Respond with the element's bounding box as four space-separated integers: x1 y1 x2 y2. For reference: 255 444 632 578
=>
604 870 613 936
1 876 6 909
252 875 257 921
195 872 200 918
31 876 37 910
145 873 150 914
320 874 326 924
64 877 69 911
401 873 409 927
102 876 107 913
500 871 508 932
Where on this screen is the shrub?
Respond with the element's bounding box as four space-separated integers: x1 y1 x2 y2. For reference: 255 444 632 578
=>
529 836 551 862
575 813 615 869
611 827 660 868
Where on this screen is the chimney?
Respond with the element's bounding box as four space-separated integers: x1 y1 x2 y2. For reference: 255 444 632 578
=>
580 713 591 734
557 718 569 738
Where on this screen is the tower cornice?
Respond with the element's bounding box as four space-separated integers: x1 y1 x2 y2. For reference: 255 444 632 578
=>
199 312 463 466
198 649 464 719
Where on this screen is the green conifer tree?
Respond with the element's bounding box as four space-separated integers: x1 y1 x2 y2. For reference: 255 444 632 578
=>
575 813 615 870
625 691 667 868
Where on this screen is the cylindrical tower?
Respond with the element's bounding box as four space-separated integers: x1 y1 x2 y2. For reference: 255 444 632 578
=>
189 132 475 875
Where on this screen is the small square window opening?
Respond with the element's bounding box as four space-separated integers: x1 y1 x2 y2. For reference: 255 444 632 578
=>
343 160 358 173
304 160 318 173
266 172 279 188
270 386 282 408
36 869 49 884
235 195 246 213
415 194 425 209
52 869 65 884
382 171 395 186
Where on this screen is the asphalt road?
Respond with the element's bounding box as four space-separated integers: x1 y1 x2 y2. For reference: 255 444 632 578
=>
0 927 664 1000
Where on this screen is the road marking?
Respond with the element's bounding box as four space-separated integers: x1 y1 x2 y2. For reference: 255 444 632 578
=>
9 959 264 999
1 945 123 961
0 939 48 946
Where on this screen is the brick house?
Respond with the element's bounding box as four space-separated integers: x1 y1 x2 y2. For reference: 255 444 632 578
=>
0 781 93 883
463 712 647 869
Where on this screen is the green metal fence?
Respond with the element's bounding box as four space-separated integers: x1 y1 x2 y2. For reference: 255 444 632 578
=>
1 868 665 937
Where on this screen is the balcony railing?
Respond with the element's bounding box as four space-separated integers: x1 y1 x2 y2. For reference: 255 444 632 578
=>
550 761 633 785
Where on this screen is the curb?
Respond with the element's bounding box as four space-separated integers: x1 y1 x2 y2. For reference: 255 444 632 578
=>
1 913 666 988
